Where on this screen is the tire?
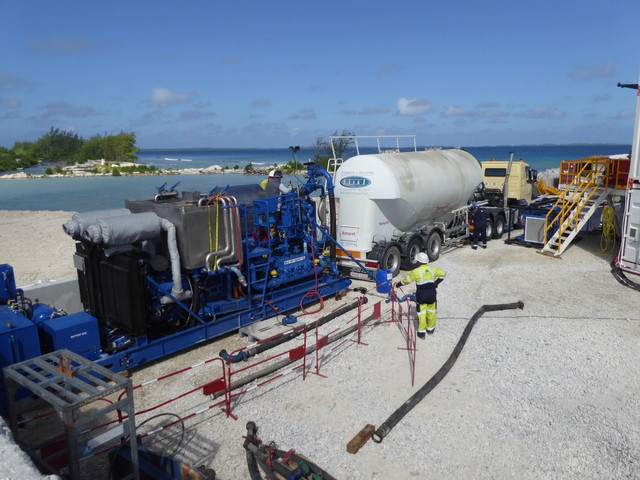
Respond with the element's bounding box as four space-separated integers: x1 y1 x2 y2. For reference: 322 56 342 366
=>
401 234 424 270
492 214 505 239
380 244 402 277
485 219 493 242
425 230 442 262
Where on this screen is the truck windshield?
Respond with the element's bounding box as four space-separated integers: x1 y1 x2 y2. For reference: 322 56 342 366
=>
484 168 507 177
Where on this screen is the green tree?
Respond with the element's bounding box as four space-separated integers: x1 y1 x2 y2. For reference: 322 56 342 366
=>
312 129 355 169
33 127 83 163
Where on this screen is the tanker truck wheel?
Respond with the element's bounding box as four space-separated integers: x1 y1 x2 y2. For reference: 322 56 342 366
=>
380 244 402 277
401 234 424 270
485 220 494 241
426 230 442 262
492 214 505 239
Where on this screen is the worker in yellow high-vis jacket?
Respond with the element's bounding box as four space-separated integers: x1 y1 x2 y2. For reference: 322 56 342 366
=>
395 252 447 338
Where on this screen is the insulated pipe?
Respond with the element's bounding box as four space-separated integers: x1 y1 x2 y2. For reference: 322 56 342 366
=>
219 297 367 363
308 164 338 261
62 208 131 239
84 212 162 245
160 218 189 302
328 192 337 261
371 301 524 444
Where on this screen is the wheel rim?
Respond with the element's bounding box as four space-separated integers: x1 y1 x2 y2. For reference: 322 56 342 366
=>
427 234 441 259
383 246 401 275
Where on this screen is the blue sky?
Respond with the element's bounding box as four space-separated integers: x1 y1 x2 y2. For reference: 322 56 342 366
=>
1 0 639 149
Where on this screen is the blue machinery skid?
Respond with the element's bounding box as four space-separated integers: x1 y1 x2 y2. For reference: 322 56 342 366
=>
0 163 351 414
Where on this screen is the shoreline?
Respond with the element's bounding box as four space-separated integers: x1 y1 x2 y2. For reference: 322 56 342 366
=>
0 158 300 180
0 166 282 180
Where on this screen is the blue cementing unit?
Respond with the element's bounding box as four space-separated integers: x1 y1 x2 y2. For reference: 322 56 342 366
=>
0 165 350 413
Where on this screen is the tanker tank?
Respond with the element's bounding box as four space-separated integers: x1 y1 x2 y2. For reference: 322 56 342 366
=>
335 148 482 271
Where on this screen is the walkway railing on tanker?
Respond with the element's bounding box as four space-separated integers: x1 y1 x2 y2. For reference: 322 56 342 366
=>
327 134 418 182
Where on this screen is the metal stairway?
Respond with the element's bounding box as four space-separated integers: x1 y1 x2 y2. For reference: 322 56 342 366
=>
539 159 612 256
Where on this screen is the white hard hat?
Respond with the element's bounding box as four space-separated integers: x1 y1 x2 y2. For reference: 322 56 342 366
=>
416 252 429 264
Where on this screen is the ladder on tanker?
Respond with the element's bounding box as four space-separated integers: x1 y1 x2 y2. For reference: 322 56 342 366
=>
539 158 622 256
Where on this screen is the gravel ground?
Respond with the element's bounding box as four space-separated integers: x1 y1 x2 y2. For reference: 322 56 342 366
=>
2 211 640 479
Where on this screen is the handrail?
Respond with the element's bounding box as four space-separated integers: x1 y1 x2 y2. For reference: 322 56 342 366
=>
543 158 611 249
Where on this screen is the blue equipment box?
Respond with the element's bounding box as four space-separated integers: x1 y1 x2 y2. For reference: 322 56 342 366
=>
0 306 42 415
0 264 18 304
40 312 101 361
0 306 41 367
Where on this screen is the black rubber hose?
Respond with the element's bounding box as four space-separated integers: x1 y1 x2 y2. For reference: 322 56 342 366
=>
220 297 367 362
244 421 264 480
610 261 640 292
287 451 338 480
372 300 524 443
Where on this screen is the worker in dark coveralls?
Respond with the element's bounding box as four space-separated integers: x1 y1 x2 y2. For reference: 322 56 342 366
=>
470 205 488 250
261 170 291 196
395 252 447 338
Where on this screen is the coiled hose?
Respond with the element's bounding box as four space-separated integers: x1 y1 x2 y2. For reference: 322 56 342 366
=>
597 206 617 254
372 300 524 444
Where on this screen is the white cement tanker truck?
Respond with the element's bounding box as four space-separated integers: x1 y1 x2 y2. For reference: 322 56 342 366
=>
334 148 509 278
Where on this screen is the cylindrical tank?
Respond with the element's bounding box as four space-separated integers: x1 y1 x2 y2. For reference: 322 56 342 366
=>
335 149 482 232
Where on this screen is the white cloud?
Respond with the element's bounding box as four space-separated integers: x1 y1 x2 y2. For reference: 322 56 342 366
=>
288 108 316 120
570 61 615 81
442 106 468 118
251 99 272 107
27 36 92 53
516 106 566 119
361 106 389 115
1 98 21 109
396 97 434 116
150 88 191 108
616 109 635 119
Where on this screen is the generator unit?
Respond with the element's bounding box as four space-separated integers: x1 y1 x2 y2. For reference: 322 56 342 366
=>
0 164 350 412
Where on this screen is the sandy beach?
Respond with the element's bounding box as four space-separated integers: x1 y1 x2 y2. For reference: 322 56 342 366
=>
1 210 640 479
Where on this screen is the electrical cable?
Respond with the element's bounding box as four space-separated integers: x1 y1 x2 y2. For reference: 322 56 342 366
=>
597 206 617 254
109 412 185 479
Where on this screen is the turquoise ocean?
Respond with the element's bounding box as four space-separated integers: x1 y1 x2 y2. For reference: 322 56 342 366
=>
0 144 631 212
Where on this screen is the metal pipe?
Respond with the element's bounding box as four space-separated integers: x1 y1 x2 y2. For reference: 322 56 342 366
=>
371 301 524 444
204 196 233 271
213 299 377 398
219 297 366 362
216 195 243 269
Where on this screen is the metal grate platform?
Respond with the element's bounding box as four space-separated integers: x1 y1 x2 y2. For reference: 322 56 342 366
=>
3 348 139 479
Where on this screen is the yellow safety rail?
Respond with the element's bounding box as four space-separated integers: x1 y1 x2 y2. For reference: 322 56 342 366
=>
543 158 613 251
535 178 562 196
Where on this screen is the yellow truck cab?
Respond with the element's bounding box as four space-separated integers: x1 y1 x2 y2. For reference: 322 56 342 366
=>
481 159 538 204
